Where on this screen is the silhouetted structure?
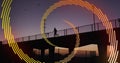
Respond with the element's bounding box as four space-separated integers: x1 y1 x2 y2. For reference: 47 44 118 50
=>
0 42 3 62
1 18 120 63
118 18 120 27
54 28 57 37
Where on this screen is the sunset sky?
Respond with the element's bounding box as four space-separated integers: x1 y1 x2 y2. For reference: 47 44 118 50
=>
33 44 99 57
0 0 120 41
33 44 112 57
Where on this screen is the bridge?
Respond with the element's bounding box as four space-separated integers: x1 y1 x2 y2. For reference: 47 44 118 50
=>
0 18 120 63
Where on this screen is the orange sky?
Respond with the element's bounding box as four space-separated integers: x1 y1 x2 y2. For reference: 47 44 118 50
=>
33 44 112 57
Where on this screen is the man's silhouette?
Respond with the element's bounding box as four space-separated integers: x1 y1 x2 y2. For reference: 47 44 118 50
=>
54 28 57 37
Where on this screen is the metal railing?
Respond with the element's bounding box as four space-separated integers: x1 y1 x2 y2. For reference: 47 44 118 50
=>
2 18 120 44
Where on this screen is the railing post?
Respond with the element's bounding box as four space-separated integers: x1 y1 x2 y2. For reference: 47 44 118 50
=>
22 37 24 42
118 18 120 27
64 29 66 36
28 36 30 41
35 35 37 40
46 33 48 38
66 29 67 35
91 24 94 31
77 27 79 33
97 23 99 31
15 38 18 42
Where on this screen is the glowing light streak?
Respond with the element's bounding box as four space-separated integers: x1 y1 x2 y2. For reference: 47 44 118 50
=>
1 0 119 63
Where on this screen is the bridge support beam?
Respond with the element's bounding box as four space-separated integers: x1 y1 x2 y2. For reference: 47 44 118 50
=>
69 47 74 54
49 46 55 62
41 49 45 62
0 42 3 62
98 43 107 63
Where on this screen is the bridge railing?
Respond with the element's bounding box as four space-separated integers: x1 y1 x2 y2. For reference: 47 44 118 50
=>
2 18 120 44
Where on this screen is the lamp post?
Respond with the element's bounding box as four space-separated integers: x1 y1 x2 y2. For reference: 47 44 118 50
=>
92 5 96 31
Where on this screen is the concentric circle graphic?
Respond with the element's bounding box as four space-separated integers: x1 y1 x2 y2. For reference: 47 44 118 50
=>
1 0 119 63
